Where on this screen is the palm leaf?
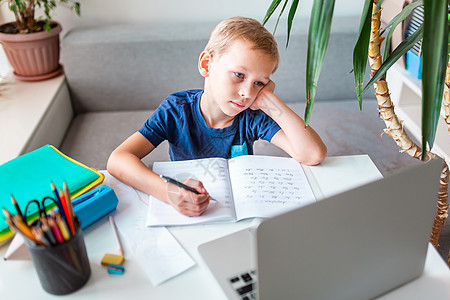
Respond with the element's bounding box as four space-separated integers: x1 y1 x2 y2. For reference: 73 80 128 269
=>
375 0 385 13
448 13 450 61
421 0 448 158
380 0 423 35
286 0 300 48
273 1 290 37
448 13 450 62
382 0 423 62
363 23 423 92
353 0 374 109
305 0 335 125
262 0 283 25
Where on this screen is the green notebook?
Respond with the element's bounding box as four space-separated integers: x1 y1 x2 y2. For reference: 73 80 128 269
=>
0 145 104 241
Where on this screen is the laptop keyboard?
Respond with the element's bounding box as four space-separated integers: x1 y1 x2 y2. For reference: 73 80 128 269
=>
228 269 257 299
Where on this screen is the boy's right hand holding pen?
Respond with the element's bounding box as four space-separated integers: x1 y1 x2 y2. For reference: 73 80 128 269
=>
161 175 213 217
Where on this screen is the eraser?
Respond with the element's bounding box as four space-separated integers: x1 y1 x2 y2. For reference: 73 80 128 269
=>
107 264 125 275
101 253 124 266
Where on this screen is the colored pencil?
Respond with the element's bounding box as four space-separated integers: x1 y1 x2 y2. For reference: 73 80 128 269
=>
31 227 51 247
11 195 24 222
48 215 64 244
2 208 41 245
51 182 66 218
63 181 76 233
58 187 73 235
40 218 57 246
5 217 40 245
56 213 70 241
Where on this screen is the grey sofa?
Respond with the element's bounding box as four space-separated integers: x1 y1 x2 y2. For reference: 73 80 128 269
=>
60 16 418 173
60 17 449 258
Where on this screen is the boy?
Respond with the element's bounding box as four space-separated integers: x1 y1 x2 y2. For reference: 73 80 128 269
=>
107 17 327 217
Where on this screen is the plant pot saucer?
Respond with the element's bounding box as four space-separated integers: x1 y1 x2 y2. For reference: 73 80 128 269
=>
13 64 63 82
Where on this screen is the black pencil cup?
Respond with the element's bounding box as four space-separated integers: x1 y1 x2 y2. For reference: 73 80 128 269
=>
24 220 91 295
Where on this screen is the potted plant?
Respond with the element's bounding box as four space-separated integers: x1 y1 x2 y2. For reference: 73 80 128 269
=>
0 0 80 81
264 0 449 262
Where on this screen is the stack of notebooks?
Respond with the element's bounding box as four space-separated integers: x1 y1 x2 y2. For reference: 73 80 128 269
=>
0 145 105 244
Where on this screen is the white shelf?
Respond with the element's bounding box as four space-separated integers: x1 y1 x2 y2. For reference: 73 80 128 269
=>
387 64 450 163
0 73 73 165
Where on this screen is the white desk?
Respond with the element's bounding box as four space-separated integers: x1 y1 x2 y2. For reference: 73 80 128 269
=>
1 155 449 299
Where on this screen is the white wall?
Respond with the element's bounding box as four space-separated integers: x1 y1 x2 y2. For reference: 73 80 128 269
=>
1 0 364 37
0 0 365 75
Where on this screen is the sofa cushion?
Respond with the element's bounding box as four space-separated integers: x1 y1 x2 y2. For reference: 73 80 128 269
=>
60 99 420 174
60 110 169 169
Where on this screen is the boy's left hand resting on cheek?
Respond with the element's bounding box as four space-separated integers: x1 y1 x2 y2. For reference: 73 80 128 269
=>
248 80 327 165
249 80 276 111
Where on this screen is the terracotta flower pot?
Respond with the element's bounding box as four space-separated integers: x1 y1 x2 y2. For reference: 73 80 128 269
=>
0 22 63 81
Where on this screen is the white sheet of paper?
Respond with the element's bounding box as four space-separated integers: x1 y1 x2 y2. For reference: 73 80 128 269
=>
101 172 195 286
228 155 316 219
146 158 236 226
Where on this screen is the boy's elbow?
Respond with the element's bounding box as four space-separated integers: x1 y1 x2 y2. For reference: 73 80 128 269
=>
106 150 120 177
305 150 327 166
294 144 327 166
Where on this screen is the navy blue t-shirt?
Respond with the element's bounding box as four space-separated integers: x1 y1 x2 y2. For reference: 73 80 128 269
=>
138 89 281 161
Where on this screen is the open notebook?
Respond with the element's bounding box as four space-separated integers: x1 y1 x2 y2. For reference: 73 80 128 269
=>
146 155 315 226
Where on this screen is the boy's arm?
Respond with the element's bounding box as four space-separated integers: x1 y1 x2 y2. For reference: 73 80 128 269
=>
107 132 164 198
107 132 211 216
251 81 327 165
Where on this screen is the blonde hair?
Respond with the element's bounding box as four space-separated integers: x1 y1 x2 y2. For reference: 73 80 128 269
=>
205 17 280 72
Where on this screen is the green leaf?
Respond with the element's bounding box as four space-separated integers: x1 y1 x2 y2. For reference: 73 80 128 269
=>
363 23 423 92
286 0 300 48
380 0 423 35
13 0 23 11
263 0 283 25
382 0 423 62
447 9 450 66
74 2 81 16
274 0 289 36
8 3 17 15
262 0 300 49
305 0 335 125
421 0 448 158
375 0 385 13
353 0 374 109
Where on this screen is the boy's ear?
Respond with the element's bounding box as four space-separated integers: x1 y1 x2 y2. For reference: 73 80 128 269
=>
198 51 212 77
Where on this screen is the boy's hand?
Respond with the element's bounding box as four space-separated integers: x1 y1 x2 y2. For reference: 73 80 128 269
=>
166 179 211 217
250 80 276 111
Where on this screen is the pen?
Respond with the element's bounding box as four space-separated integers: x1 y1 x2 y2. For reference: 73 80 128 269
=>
160 175 217 201
161 175 201 194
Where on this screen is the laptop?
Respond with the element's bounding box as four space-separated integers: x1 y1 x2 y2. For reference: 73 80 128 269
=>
198 158 443 300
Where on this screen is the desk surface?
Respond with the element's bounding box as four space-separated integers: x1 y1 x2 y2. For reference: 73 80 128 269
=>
1 155 449 299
